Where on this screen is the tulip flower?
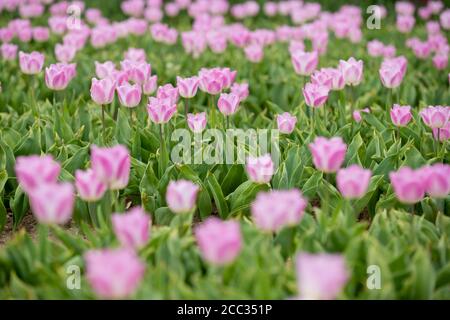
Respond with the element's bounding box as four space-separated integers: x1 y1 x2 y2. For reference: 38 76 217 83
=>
291 51 318 76
143 75 158 95
390 104 412 127
187 112 207 133
433 122 450 141
379 63 405 89
396 15 415 33
251 189 307 232
339 57 363 86
353 108 370 123
29 182 75 225
91 145 131 190
157 83 179 105
337 165 372 200
389 167 425 204
124 48 146 62
246 154 274 184
419 106 449 129
244 44 264 63
421 164 450 199
75 169 107 202
112 207 151 249
117 82 142 108
309 136 347 173
54 43 76 63
195 217 242 266
45 63 73 91
85 248 145 299
147 97 177 124
296 252 349 300
217 92 240 117
15 155 61 193
120 60 151 85
277 112 297 134
1 43 17 61
303 83 329 108
19 51 44 75
166 180 199 214
177 76 200 118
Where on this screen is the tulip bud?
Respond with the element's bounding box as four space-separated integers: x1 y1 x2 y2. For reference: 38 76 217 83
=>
85 248 145 299
177 76 200 99
296 252 349 300
75 169 107 202
277 112 297 134
166 180 199 214
112 207 151 249
338 57 363 86
117 82 142 108
19 51 45 75
390 104 412 127
29 182 75 225
246 154 274 184
187 112 207 133
90 77 116 105
147 97 177 124
308 136 347 173
337 165 372 199
217 92 240 116
195 217 242 265
251 189 307 232
91 145 131 190
389 167 425 204
15 155 61 193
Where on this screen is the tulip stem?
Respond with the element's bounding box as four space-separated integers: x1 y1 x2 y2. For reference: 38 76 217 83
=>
436 128 440 158
88 202 99 227
209 95 216 128
184 98 189 120
38 224 49 264
158 124 168 177
387 89 393 121
101 105 106 144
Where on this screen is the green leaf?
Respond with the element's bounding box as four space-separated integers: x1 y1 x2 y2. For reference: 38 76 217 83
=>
302 171 323 199
206 172 229 218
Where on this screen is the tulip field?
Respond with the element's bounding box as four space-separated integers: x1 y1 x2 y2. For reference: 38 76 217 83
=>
0 0 449 301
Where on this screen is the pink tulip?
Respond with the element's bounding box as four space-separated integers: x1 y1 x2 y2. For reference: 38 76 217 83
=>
1 43 18 60
230 82 249 101
85 248 145 299
75 169 107 202
246 154 274 184
412 41 431 59
95 61 117 79
198 68 225 95
166 180 199 214
55 43 76 63
433 54 448 70
143 75 158 95
303 83 329 108
322 68 345 91
90 77 116 105
217 93 240 116
120 60 151 85
277 112 297 134
251 189 307 232
291 51 318 76
44 63 73 91
29 182 75 225
311 69 333 90
195 217 242 266
244 44 264 63
337 165 372 199
177 76 200 99
419 106 449 129
32 27 50 42
15 155 61 193
91 145 131 190
389 167 425 204
339 57 363 86
433 122 450 141
396 15 415 33
296 252 349 300
19 51 45 75
157 83 179 105
187 112 207 133
309 136 347 173
390 104 412 127
112 207 151 249
147 97 177 124
379 63 405 89
421 164 450 198
367 40 384 57
117 82 142 108
396 2 415 16
440 9 450 30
